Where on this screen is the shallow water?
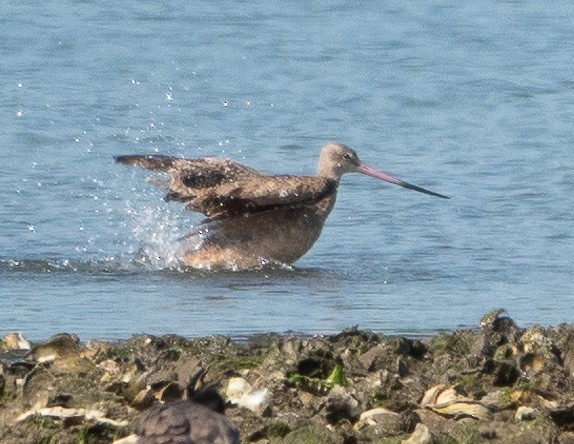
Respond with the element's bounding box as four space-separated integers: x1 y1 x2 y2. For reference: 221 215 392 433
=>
1 1 573 340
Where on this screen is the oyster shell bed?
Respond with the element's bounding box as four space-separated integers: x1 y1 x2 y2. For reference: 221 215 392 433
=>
2 310 574 443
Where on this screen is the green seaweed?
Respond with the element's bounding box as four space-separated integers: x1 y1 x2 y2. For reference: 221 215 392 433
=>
287 364 346 392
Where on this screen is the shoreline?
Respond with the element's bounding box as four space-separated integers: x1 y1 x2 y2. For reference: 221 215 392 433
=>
1 310 574 443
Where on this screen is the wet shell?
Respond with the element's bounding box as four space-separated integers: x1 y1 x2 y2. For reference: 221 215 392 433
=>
431 402 493 421
1 333 31 350
421 384 492 421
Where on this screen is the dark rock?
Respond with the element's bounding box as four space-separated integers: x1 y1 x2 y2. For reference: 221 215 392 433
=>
274 424 345 444
4 313 574 443
323 387 361 425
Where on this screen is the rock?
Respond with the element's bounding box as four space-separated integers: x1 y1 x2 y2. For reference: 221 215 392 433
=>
515 406 537 421
519 328 558 375
480 390 512 411
358 343 396 372
479 308 516 333
323 386 361 424
131 388 155 410
555 326 574 375
276 424 345 444
478 423 498 440
402 423 434 444
6 318 574 443
98 358 121 376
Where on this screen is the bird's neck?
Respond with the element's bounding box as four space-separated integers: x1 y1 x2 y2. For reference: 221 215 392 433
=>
317 164 342 182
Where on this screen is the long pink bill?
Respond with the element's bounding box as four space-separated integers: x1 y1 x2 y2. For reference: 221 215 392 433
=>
359 164 449 199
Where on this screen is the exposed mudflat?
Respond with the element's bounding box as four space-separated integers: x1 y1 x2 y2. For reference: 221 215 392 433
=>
2 310 574 443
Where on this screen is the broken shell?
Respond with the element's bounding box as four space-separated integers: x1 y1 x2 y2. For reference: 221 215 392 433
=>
131 388 155 410
436 387 462 406
518 330 556 375
225 377 272 414
82 339 112 360
420 384 465 407
156 381 184 403
521 330 553 355
420 384 447 407
421 384 492 421
2 332 31 350
112 435 138 444
28 333 80 364
515 406 537 421
354 407 403 432
431 401 492 421
16 406 128 427
98 359 121 377
226 377 252 404
358 407 399 422
237 387 272 414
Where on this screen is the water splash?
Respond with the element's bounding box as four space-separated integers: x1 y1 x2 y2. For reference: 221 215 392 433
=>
0 192 295 274
0 255 145 274
122 200 194 271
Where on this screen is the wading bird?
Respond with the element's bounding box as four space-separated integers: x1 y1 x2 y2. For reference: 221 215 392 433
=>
116 142 448 270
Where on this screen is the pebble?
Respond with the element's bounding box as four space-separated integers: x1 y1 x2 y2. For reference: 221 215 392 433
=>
515 406 537 421
401 423 434 444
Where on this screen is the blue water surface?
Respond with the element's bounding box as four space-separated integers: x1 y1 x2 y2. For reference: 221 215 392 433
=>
1 1 573 340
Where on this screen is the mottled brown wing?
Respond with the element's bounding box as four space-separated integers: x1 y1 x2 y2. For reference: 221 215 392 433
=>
190 175 337 220
115 155 261 179
115 154 335 220
115 154 262 202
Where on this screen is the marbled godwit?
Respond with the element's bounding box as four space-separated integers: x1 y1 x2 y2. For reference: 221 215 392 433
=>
134 373 240 444
135 399 239 444
115 143 448 270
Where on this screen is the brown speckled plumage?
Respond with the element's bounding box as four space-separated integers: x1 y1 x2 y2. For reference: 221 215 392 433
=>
116 142 448 269
135 400 239 444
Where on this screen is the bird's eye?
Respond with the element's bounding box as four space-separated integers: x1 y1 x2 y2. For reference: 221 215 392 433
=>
343 153 352 160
